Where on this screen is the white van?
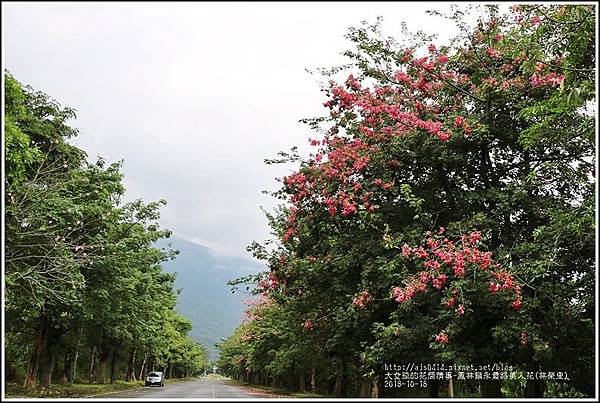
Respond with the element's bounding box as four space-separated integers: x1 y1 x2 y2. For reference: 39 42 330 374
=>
145 371 165 387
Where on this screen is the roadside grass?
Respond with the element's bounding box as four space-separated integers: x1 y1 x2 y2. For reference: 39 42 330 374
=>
5 380 145 398
224 379 329 398
166 376 200 383
201 373 229 380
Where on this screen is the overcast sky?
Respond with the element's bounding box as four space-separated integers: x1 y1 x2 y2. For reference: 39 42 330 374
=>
3 2 464 258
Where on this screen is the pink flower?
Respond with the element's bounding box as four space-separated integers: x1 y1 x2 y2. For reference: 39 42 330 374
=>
512 299 522 310
393 287 406 303
303 320 314 331
535 62 545 73
469 231 482 244
546 72 564 86
426 238 439 249
435 332 449 344
489 281 501 293
486 47 500 59
415 246 428 259
401 243 412 258
520 331 528 346
456 305 465 315
437 131 451 141
395 71 411 84
424 259 441 270
454 116 465 127
432 274 446 290
352 291 371 308
428 44 437 53
530 74 543 87
439 274 447 286
453 265 465 277
341 203 357 216
531 16 541 26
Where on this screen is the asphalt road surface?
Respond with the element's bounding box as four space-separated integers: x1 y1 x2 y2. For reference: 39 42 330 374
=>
104 378 256 399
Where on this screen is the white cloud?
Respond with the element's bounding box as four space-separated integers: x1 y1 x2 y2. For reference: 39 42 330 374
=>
3 2 459 256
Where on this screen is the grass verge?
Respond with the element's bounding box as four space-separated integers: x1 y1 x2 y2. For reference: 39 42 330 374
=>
5 380 145 398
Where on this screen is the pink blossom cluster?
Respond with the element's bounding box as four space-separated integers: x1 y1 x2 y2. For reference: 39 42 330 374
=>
257 272 280 294
435 332 449 344
392 229 524 323
352 291 372 309
530 72 564 87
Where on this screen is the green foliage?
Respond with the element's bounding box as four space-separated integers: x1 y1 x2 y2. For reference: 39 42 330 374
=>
4 72 207 387
218 4 595 398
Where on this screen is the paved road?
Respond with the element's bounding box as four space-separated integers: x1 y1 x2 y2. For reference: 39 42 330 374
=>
103 378 255 399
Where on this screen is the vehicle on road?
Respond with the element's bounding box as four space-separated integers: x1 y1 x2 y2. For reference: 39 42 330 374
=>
145 371 165 387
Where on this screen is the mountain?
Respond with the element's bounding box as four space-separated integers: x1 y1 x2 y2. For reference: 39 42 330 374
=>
156 236 264 361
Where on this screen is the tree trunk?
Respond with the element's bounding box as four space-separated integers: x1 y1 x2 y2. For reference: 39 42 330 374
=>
371 377 379 398
448 378 454 398
6 362 17 382
429 378 440 397
39 320 61 389
138 351 148 380
125 348 136 381
287 368 294 390
39 348 56 388
95 348 110 384
311 365 316 395
96 360 107 384
89 344 97 382
334 374 343 397
526 361 544 398
359 378 371 397
23 314 48 388
70 328 82 385
526 378 544 397
333 358 347 397
298 370 305 393
481 379 502 397
62 352 72 384
110 348 117 384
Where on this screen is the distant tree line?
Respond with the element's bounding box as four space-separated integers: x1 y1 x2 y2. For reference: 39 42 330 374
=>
4 72 208 388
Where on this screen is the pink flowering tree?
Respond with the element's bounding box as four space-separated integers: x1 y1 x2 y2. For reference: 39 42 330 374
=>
224 4 595 398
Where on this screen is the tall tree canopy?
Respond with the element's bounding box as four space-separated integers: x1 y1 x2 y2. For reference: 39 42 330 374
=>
4 72 209 388
219 4 595 398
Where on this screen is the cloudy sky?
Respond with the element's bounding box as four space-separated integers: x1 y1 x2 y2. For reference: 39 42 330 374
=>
3 2 463 258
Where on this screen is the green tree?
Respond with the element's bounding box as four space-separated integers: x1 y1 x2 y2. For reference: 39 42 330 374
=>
221 4 595 398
